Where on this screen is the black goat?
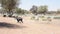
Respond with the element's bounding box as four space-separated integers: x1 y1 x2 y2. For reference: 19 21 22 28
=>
12 16 23 23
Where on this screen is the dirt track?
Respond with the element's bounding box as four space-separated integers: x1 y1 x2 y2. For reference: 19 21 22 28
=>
0 16 60 34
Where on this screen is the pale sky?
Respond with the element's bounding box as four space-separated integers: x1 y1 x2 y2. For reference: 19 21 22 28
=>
19 0 60 11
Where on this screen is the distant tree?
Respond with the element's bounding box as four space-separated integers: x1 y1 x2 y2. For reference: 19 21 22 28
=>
37 5 48 14
30 5 37 15
57 9 60 14
16 8 28 15
16 8 24 14
0 0 20 16
24 10 29 14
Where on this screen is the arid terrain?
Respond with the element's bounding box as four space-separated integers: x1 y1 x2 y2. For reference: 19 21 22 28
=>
0 16 60 34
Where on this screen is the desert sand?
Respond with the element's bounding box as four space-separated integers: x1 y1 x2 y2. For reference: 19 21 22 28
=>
0 16 60 34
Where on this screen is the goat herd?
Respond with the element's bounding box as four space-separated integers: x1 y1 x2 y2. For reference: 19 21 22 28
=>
3 15 23 23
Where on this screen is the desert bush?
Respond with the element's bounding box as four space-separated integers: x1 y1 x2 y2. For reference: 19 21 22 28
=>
40 16 45 18
31 16 35 20
54 17 60 19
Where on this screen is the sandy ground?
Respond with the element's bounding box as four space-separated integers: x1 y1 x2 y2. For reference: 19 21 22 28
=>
0 16 60 34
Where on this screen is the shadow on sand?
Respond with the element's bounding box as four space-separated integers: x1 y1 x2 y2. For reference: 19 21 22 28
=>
0 22 26 29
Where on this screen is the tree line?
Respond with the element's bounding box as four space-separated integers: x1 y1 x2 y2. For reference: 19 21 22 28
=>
0 0 60 16
30 5 48 15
